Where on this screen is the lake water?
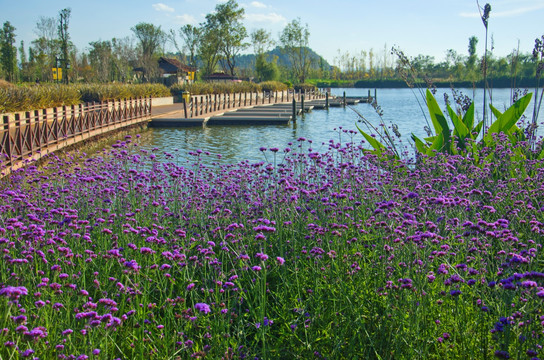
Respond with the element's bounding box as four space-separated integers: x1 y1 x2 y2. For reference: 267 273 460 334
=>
135 87 543 165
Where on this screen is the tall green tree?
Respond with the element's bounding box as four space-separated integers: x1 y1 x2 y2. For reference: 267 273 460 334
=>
199 15 222 76
58 8 71 83
214 0 248 76
111 37 137 82
31 16 58 81
466 36 479 82
0 21 17 82
279 18 310 83
251 28 277 81
179 25 201 68
131 22 165 82
251 28 273 56
88 40 113 82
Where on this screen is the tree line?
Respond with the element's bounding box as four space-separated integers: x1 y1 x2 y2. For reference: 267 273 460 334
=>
330 36 540 87
0 1 314 85
0 0 541 87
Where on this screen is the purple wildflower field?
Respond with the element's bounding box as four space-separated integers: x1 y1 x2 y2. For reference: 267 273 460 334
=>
1 132 544 359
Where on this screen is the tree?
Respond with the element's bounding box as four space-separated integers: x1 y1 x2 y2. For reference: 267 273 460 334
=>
131 23 165 82
251 29 276 81
213 0 248 76
18 40 33 82
88 40 113 82
251 29 273 57
112 37 137 82
30 16 58 81
58 8 71 83
179 25 201 68
466 36 479 81
0 21 17 82
279 18 311 83
199 16 222 76
255 54 279 81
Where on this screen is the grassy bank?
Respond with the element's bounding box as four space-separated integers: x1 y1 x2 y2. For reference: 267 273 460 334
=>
1 135 544 359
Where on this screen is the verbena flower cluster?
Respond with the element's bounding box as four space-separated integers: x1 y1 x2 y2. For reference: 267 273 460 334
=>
1 134 544 359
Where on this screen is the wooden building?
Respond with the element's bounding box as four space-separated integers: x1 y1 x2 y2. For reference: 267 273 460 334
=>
158 57 196 85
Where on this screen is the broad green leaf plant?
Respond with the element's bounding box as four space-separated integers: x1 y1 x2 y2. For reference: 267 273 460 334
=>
357 89 544 162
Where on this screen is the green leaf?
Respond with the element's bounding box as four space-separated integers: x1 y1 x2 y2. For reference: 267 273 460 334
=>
356 124 386 153
411 134 428 154
426 133 444 156
489 103 503 119
462 102 475 131
485 93 532 144
538 146 544 160
447 103 469 150
424 136 437 143
473 121 483 139
426 89 450 136
426 89 450 152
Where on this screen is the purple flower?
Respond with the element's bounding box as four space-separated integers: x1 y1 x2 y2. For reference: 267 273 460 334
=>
450 290 462 297
276 257 285 265
194 303 211 314
251 266 262 272
0 286 28 300
19 349 35 358
494 350 510 359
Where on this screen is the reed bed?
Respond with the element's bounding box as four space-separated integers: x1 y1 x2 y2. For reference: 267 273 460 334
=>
0 84 171 113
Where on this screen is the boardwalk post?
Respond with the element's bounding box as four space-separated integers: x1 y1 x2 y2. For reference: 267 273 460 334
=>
292 98 297 122
301 93 305 115
326 92 329 109
183 98 188 118
374 88 377 102
343 91 346 108
368 89 371 99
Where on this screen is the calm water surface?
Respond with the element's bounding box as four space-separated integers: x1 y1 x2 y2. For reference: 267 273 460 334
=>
135 88 543 165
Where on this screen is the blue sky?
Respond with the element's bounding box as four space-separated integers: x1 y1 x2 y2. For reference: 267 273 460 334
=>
1 0 543 65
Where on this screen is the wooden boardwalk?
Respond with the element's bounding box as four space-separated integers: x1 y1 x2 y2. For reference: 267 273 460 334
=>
1 97 152 176
151 90 324 127
1 89 374 176
151 93 374 127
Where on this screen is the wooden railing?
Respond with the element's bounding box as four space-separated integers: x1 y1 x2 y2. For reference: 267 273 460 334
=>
182 89 325 118
0 97 152 175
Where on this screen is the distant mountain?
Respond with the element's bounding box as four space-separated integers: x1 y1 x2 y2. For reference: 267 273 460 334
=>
236 46 332 70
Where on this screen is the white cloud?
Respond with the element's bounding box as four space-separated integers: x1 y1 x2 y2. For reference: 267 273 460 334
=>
175 14 198 25
244 12 287 24
152 3 175 12
459 3 544 18
250 1 267 8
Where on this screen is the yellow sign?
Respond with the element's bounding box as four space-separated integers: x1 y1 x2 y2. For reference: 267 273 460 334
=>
188 71 195 81
52 67 62 80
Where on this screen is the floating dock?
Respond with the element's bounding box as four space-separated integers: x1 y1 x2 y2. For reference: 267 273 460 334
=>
150 92 374 127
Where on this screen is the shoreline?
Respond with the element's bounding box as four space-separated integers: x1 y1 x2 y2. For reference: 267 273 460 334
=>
313 77 539 89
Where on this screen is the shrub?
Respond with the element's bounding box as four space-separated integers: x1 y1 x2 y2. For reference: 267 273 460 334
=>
293 83 317 92
259 81 288 93
0 84 170 113
0 79 15 89
170 81 263 95
0 84 80 113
